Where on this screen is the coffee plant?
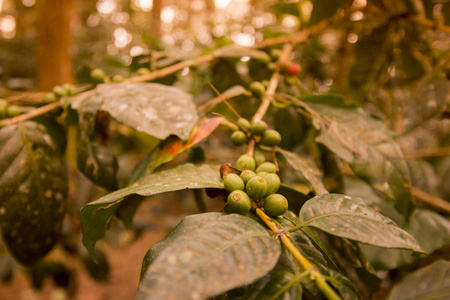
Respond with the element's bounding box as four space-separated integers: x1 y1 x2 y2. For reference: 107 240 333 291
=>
1 1 450 299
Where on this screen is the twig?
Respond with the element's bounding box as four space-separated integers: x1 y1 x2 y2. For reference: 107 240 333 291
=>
402 146 450 158
0 101 61 127
408 15 450 34
255 13 342 49
252 202 342 300
126 53 216 83
207 82 241 119
245 44 292 156
196 90 250 113
0 11 340 128
412 187 450 214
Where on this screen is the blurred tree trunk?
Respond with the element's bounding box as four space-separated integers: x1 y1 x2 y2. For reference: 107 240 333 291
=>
36 0 74 91
152 0 162 38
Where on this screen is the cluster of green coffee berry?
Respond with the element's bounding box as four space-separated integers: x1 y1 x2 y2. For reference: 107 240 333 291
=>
224 157 288 217
90 67 150 84
0 100 22 119
231 118 281 148
42 83 78 102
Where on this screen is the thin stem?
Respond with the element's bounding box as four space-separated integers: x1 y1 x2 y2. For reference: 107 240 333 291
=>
0 101 60 127
252 202 342 300
126 53 216 83
207 82 241 119
245 44 293 156
412 187 450 214
269 270 309 300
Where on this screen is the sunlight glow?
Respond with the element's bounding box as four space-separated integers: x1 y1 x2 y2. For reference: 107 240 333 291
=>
215 0 232 9
0 15 16 37
161 6 177 24
231 32 254 46
22 0 35 7
97 0 117 14
134 0 153 12
114 27 132 48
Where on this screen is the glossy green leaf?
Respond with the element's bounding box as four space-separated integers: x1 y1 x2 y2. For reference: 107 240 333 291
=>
77 140 119 190
363 208 450 270
136 213 281 300
249 270 304 300
327 270 361 300
276 149 328 195
0 122 67 265
81 164 223 257
72 91 119 189
295 95 414 218
299 194 424 253
73 83 198 140
387 260 450 300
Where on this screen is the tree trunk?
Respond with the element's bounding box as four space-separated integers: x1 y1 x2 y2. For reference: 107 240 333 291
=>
36 0 74 91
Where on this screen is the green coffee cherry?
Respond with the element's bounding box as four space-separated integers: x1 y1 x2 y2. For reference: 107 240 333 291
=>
137 67 151 75
261 80 270 89
255 162 277 174
224 173 245 193
263 194 288 217
112 74 125 82
43 92 57 102
270 49 282 61
236 154 256 171
240 170 256 184
237 118 251 131
53 85 67 97
0 100 8 118
251 120 267 136
231 130 248 146
227 190 251 215
261 129 282 147
261 173 280 196
246 176 268 199
90 68 106 82
6 105 22 117
253 149 266 166
249 81 266 98
63 83 77 96
257 171 268 178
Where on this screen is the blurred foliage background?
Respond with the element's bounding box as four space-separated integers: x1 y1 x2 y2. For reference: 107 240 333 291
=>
0 0 449 299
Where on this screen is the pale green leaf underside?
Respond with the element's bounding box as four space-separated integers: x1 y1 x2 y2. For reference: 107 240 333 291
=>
136 213 281 300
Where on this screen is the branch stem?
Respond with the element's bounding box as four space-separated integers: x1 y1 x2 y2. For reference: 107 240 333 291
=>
252 203 342 300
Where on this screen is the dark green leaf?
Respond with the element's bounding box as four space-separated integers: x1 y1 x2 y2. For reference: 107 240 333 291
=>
82 248 110 282
0 122 67 265
327 270 361 300
296 95 414 218
136 213 281 300
81 164 223 257
299 194 424 252
277 184 310 214
77 140 119 190
274 107 306 150
72 91 119 189
249 270 304 300
387 260 450 300
309 0 346 26
277 149 328 195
